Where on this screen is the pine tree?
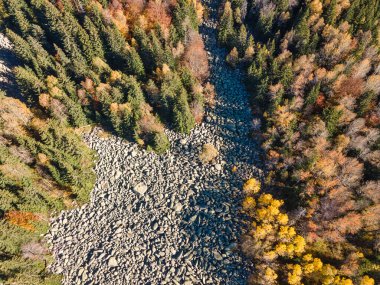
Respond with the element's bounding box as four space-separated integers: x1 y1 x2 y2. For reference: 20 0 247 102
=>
323 107 343 137
357 91 377 116
279 63 293 89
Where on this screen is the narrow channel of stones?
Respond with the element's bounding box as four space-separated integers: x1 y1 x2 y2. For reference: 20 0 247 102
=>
46 1 263 283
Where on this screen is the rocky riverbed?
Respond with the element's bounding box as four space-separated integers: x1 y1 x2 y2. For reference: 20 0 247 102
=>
45 0 263 284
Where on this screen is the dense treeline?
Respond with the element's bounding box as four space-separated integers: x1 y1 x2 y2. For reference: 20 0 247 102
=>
0 0 212 154
0 90 96 284
219 0 379 284
0 0 210 283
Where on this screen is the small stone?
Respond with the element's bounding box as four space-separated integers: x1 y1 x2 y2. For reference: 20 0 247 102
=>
174 202 183 212
82 271 88 281
114 170 122 180
108 256 118 267
227 243 238 251
215 164 222 171
213 250 223 261
189 215 197 223
78 267 84 276
134 182 147 195
180 139 186 145
152 222 158 231
55 266 63 274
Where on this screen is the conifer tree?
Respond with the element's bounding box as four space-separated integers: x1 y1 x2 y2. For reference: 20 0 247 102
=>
218 1 234 46
257 8 274 37
325 0 337 25
226 47 239 67
11 7 30 37
237 24 247 53
148 131 170 154
134 26 156 72
305 82 321 106
28 36 56 75
124 76 145 121
244 35 255 61
60 97 88 127
14 66 45 100
6 29 34 65
295 8 310 55
83 16 104 59
173 90 195 134
234 7 242 25
150 31 166 68
125 47 145 79
172 0 199 41
103 25 127 69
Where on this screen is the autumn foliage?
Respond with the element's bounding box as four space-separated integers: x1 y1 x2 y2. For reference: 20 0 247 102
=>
219 0 380 283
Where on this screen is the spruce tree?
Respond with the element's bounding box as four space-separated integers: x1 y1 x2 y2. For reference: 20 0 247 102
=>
237 24 247 53
257 8 274 37
12 8 30 37
234 7 242 25
60 97 88 127
150 31 165 67
134 26 155 72
14 66 45 101
125 47 145 79
6 29 34 65
172 0 198 41
173 90 195 134
295 8 310 55
218 1 234 47
325 0 337 25
28 36 55 75
305 82 321 105
148 131 170 154
83 16 105 59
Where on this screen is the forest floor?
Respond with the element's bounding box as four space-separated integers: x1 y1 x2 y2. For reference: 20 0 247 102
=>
45 1 263 284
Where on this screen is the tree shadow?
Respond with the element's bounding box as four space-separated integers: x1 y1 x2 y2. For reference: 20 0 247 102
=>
0 44 21 100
